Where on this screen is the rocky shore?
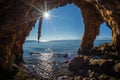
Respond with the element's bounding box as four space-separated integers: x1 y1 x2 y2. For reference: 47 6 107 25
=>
13 43 120 80
69 43 120 80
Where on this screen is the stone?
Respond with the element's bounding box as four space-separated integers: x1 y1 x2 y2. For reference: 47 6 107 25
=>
113 63 120 73
57 76 67 80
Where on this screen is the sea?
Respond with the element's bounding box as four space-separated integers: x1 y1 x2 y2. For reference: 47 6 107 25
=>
23 40 111 79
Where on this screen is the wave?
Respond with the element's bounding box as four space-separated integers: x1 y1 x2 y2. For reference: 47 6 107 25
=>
40 40 50 42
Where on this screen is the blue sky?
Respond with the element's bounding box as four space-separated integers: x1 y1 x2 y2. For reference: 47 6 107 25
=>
26 4 112 41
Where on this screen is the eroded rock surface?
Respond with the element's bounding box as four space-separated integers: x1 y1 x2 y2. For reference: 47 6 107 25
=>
0 0 120 79
69 46 120 79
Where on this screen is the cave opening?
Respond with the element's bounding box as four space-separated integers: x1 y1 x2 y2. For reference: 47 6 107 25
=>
94 22 112 46
23 3 114 78
23 4 84 78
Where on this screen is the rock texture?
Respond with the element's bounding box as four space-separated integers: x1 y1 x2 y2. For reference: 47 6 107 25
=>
0 0 120 79
69 43 120 79
89 0 120 55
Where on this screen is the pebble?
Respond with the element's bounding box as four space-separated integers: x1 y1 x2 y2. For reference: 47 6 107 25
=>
57 76 67 80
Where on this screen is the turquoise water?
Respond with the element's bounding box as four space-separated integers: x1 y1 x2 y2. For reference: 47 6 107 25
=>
23 40 111 78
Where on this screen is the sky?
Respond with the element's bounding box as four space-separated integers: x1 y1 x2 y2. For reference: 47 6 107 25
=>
26 4 112 41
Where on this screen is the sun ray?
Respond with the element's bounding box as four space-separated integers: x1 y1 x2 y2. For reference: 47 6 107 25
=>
18 0 58 37
44 0 47 11
31 4 43 14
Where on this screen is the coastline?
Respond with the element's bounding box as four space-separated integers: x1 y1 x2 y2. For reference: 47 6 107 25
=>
13 43 120 80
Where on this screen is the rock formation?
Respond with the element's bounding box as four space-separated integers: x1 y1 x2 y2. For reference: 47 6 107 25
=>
69 43 120 79
0 0 120 79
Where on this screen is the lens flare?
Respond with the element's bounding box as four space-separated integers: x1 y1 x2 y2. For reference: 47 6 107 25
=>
43 12 50 19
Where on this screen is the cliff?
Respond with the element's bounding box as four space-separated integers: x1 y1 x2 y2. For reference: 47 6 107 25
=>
0 0 120 79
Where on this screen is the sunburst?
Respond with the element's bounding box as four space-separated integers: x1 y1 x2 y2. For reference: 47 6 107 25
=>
43 11 50 19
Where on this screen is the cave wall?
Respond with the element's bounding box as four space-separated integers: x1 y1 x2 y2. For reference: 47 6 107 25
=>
75 0 104 53
0 0 36 76
0 0 120 76
94 0 120 55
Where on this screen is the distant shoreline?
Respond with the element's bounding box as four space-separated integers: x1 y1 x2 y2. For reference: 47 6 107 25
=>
25 39 112 42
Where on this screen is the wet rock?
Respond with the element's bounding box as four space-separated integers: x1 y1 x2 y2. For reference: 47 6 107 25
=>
69 53 119 79
113 63 120 78
113 63 120 73
13 66 41 80
98 74 110 80
90 43 120 60
100 60 115 74
57 76 67 80
69 56 88 72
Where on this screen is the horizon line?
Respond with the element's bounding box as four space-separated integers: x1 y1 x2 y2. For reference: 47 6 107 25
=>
26 39 112 41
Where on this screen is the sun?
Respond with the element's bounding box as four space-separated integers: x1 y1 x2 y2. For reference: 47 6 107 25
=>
43 12 50 19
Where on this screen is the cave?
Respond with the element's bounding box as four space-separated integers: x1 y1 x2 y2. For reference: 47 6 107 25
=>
94 22 112 46
0 0 120 79
96 22 112 40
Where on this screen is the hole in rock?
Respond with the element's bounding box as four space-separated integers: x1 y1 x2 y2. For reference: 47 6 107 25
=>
23 4 84 79
94 22 112 47
23 4 112 79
